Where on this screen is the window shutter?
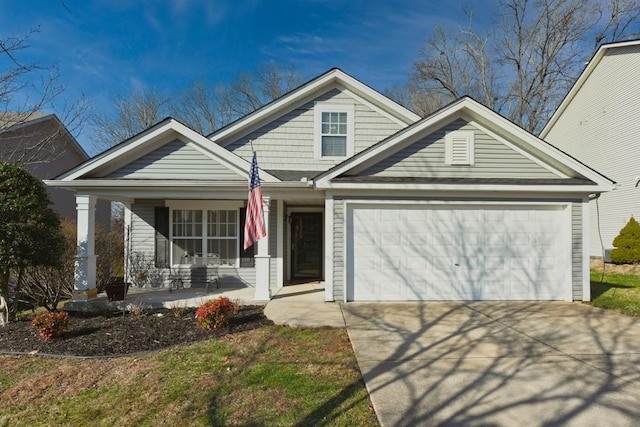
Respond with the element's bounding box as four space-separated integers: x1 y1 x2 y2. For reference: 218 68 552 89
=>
154 207 170 268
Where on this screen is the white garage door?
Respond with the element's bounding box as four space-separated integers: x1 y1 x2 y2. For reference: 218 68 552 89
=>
346 204 571 301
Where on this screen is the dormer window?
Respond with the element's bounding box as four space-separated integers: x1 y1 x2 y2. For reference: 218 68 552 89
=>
314 103 354 159
445 130 475 165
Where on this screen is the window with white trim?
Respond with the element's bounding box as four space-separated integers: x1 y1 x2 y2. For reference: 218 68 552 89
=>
445 130 475 165
314 103 355 159
171 209 238 265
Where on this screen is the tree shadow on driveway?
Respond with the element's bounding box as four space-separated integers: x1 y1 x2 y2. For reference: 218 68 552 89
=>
342 302 640 426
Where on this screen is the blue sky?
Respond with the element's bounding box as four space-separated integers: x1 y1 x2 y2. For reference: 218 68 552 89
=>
0 0 496 150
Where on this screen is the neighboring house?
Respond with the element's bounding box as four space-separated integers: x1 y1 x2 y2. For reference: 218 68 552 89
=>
47 69 612 303
541 40 640 259
0 113 110 227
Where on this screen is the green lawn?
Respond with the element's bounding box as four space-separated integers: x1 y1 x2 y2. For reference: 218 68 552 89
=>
0 326 378 427
591 267 640 317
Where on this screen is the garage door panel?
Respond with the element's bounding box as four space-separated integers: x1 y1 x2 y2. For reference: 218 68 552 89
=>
381 232 402 246
433 232 455 249
348 204 570 301
430 280 457 298
406 233 429 246
406 256 429 271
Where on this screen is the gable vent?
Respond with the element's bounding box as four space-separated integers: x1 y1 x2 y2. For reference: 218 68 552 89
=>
445 130 475 165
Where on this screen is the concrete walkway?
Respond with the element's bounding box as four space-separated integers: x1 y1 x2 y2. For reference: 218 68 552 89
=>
264 282 346 328
342 302 640 427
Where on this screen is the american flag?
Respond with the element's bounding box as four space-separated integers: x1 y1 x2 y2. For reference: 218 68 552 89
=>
243 152 266 250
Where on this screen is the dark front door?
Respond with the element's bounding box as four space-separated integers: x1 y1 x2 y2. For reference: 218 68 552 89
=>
291 212 323 281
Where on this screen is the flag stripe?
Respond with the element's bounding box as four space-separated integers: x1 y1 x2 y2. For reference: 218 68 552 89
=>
244 152 266 250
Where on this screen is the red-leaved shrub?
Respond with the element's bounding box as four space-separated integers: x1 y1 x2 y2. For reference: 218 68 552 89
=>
195 297 238 330
31 311 70 341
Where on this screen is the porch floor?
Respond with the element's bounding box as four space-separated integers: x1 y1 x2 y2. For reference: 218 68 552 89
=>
64 281 326 313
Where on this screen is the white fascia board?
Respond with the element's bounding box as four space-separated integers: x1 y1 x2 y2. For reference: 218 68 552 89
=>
211 69 420 146
540 40 640 138
314 99 468 185
58 119 177 180
460 100 615 187
315 97 614 188
316 181 613 194
56 119 279 183
171 121 280 182
342 88 414 127
44 180 320 203
45 179 307 190
210 72 343 144
335 72 421 123
465 116 568 178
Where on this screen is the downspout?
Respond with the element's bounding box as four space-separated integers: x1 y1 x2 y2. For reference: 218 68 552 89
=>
589 192 606 283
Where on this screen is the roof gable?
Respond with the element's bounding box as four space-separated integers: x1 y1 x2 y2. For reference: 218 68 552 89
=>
352 118 559 180
541 39 640 138
56 118 279 183
105 139 245 181
210 68 421 148
315 97 614 192
0 113 88 161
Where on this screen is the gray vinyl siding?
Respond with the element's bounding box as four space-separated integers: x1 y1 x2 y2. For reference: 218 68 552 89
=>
359 120 559 179
544 45 640 256
332 199 345 301
129 200 162 282
227 88 405 172
571 201 583 301
269 199 278 289
108 139 244 181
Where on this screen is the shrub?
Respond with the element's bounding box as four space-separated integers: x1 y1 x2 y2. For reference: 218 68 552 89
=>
195 297 238 330
611 217 640 264
31 311 70 341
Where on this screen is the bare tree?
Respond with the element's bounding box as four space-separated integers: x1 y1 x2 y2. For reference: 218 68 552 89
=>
408 0 640 134
91 88 170 152
173 81 227 136
90 62 303 150
0 28 87 166
224 62 303 117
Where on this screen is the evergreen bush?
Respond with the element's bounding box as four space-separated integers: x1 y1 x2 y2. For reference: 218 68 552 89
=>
610 216 640 264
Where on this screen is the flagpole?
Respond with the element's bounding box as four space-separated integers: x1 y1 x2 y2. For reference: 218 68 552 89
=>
243 140 270 300
243 142 266 251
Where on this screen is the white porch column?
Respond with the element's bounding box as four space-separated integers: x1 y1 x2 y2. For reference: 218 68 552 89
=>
254 196 271 301
73 194 98 301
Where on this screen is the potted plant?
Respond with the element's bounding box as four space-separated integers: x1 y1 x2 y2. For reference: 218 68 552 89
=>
104 277 130 301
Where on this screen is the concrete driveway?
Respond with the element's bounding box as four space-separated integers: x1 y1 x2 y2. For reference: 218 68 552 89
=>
342 302 640 427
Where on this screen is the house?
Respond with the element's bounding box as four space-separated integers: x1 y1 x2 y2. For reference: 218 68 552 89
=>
47 68 612 302
540 40 640 260
0 113 110 227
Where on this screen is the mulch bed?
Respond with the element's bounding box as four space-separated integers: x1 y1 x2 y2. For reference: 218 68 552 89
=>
0 306 272 357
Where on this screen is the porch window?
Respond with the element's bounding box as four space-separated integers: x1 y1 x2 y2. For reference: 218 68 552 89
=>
171 209 238 265
172 210 202 264
207 210 238 265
